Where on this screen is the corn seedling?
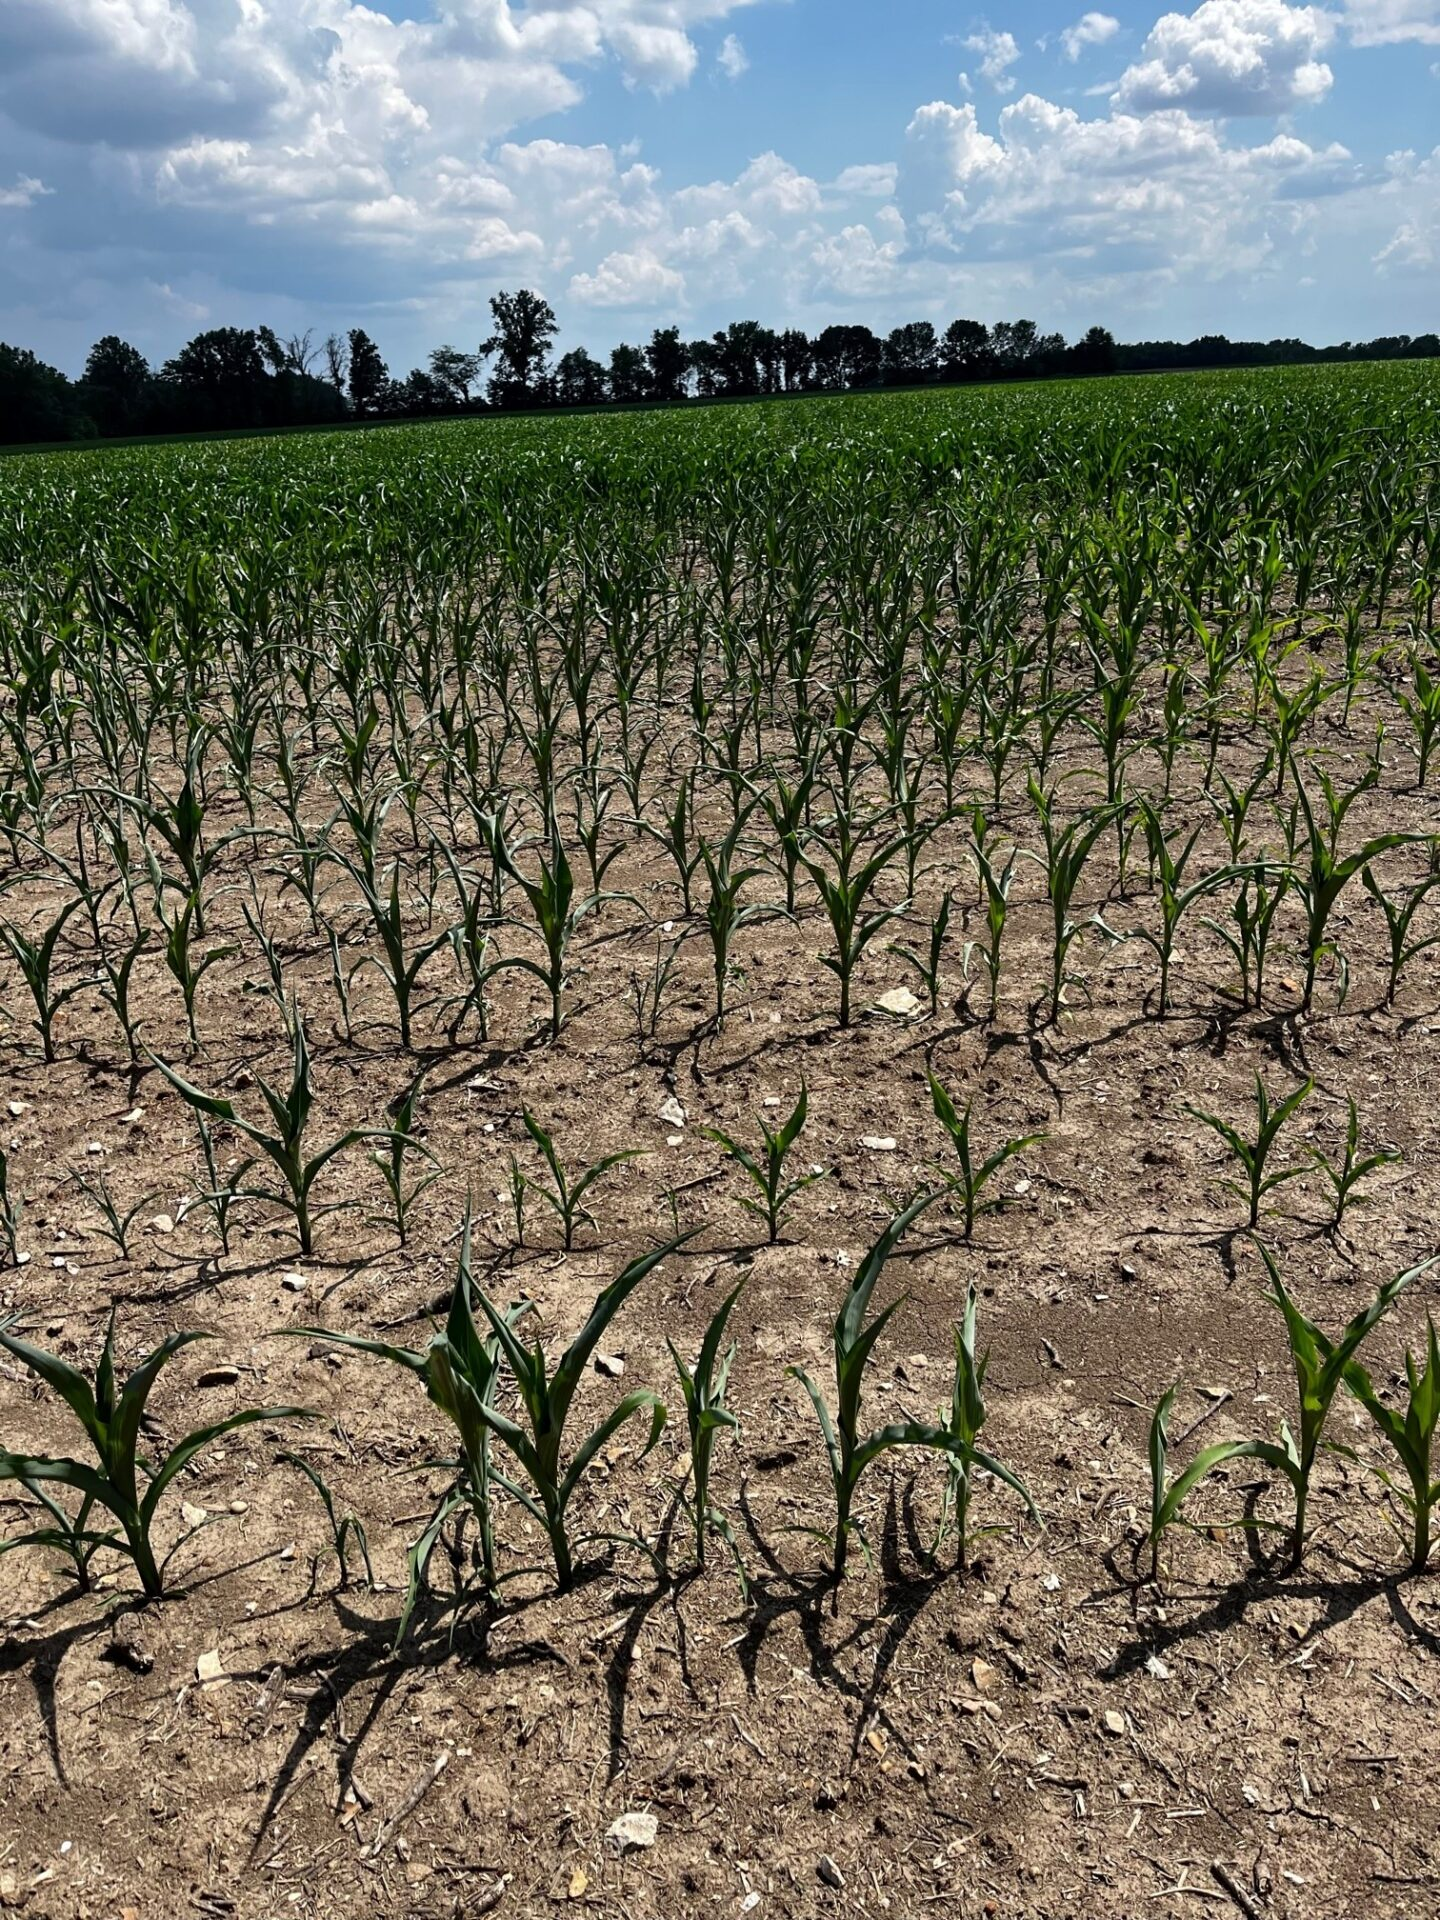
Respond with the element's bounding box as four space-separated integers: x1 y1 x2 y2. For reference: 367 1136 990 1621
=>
1183 1073 1313 1229
789 1190 981 1596
279 1451 375 1591
1026 778 1114 1024
291 1217 533 1631
516 1109 644 1252
149 1013 392 1256
927 1073 1046 1244
0 1312 311 1597
1307 1096 1400 1235
699 1084 827 1244
0 888 91 1063
1145 1384 1275 1583
1362 866 1440 1005
1288 768 1422 1007
0 1149 23 1267
70 1164 159 1260
1256 1242 1436 1566
887 889 951 1019
192 1112 253 1257
369 1073 443 1245
1095 800 1252 1017
928 1282 1039 1569
798 813 911 1029
666 1274 747 1578
471 1233 693 1589
1340 1317 1440 1572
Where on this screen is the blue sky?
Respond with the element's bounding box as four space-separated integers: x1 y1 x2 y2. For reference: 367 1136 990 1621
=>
0 0 1436 379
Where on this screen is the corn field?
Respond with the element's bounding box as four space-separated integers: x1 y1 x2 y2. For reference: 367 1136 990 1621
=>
2 361 1440 1916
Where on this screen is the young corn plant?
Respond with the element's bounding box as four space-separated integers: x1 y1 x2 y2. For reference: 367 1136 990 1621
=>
1094 800 1251 1018
279 1451 375 1592
0 888 92 1064
699 1085 827 1245
666 1274 747 1579
1307 1096 1400 1236
1362 866 1440 1005
927 1281 1038 1570
1340 1317 1440 1573
471 1234 693 1590
515 1109 643 1252
328 851 454 1051
927 1073 1045 1244
149 1013 391 1256
1203 869 1288 1010
369 1073 443 1246
192 1113 253 1258
1287 769 1421 1008
1396 651 1440 787
886 889 951 1020
291 1216 532 1631
692 804 781 1027
964 823 1017 1023
1256 1242 1436 1567
790 1191 983 1597
0 1149 23 1268
70 1165 159 1261
1145 1384 1275 1583
798 813 911 1029
1025 779 1115 1024
482 809 609 1042
1183 1073 1313 1230
0 1313 311 1598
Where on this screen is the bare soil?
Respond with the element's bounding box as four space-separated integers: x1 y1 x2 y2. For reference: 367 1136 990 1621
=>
3 661 1440 1920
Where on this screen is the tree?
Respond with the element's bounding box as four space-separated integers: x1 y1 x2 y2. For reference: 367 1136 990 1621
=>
555 348 609 407
160 328 269 427
257 325 288 374
939 318 990 382
347 329 388 416
811 323 881 390
608 342 648 404
779 328 812 392
882 321 939 386
0 344 94 445
428 345 481 407
81 336 150 433
645 326 690 402
482 288 559 408
323 333 349 393
1071 325 1118 376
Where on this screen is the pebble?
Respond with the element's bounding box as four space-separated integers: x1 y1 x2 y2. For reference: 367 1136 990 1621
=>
1102 1709 1127 1737
817 1856 845 1890
594 1353 626 1379
658 1096 686 1128
860 1136 897 1152
150 1214 174 1236
281 1272 307 1293
606 1811 658 1852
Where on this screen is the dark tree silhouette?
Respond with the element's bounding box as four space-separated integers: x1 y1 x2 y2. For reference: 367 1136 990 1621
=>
645 326 690 402
482 288 559 408
347 329 388 417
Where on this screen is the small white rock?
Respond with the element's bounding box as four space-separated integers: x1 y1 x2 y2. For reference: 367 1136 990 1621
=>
595 1353 626 1379
606 1811 657 1852
181 1503 208 1529
658 1095 686 1128
195 1648 227 1687
875 986 922 1018
860 1135 897 1152
281 1272 307 1293
150 1214 174 1236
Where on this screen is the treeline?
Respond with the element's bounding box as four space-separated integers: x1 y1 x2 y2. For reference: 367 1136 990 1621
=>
3 289 1439 446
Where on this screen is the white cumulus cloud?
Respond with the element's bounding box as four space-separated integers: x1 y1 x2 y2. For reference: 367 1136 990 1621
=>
1061 11 1121 58
1114 0 1334 115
